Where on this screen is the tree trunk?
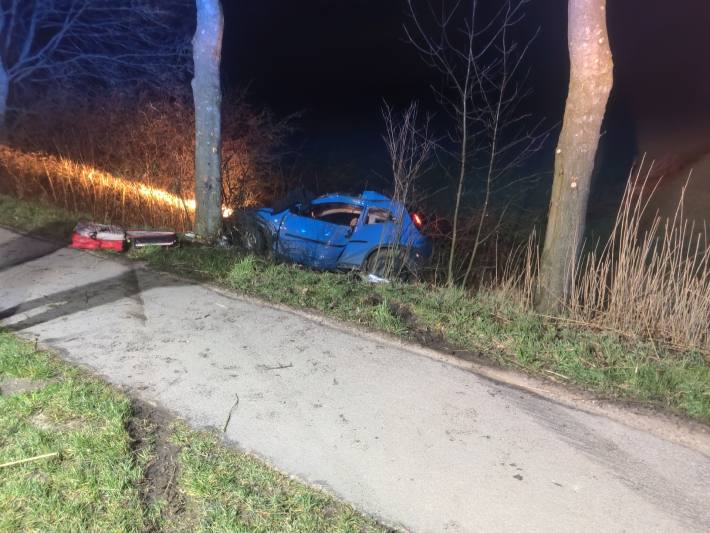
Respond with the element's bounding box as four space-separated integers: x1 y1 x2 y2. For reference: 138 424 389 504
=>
192 0 224 240
447 95 467 287
0 60 10 142
535 0 613 312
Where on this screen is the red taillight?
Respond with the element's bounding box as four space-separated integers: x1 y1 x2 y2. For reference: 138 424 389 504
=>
411 212 423 229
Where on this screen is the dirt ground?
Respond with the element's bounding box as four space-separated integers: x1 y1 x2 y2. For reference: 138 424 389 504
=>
127 399 185 523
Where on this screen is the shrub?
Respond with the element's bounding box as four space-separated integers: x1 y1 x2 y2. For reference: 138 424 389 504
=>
2 89 293 229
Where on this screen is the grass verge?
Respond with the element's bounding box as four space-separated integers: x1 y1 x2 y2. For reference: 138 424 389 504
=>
0 193 80 239
0 330 145 531
1 193 708 421
0 330 384 532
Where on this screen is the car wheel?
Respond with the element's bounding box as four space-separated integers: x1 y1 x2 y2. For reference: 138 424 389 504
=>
366 248 414 282
237 215 267 254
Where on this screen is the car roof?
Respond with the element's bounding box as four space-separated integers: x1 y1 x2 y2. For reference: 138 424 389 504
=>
311 191 399 209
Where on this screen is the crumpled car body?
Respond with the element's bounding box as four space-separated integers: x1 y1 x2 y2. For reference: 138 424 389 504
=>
247 191 432 271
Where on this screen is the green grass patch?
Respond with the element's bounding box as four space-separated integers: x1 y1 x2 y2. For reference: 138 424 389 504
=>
1 193 708 420
0 331 384 531
169 425 382 532
0 330 145 531
0 194 78 239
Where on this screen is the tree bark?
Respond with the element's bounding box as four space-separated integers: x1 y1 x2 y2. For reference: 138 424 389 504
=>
447 94 468 287
192 0 224 240
535 0 613 312
0 60 9 142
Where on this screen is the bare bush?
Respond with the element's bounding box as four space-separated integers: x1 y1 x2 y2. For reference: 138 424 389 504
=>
405 0 547 286
374 102 434 280
3 89 292 229
0 0 192 132
383 102 433 207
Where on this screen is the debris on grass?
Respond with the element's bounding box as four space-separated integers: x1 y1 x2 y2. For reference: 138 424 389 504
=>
364 273 390 284
0 452 60 469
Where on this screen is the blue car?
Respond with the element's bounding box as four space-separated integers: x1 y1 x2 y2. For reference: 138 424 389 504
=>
228 191 432 278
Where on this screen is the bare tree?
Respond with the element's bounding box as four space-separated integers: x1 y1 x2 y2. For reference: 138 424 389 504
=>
405 0 546 287
192 0 223 239
369 102 434 280
0 0 191 136
383 102 433 209
535 0 613 312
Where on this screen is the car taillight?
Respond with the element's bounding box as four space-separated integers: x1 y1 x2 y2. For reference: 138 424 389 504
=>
411 212 424 229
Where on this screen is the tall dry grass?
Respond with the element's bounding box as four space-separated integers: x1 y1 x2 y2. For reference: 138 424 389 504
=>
1 90 292 230
0 145 195 230
569 163 709 352
498 162 710 353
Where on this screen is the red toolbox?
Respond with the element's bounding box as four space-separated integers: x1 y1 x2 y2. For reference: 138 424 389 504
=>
70 221 177 251
70 221 126 251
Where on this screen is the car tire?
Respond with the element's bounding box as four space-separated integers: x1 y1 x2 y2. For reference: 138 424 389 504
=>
366 248 415 282
236 214 267 254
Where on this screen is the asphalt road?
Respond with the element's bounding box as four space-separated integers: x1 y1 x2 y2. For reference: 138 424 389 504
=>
1 227 709 533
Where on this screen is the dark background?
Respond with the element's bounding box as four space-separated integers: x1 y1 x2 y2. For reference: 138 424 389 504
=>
220 0 710 214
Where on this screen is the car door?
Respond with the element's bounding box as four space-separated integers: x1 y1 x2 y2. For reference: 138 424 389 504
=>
338 206 398 268
277 202 361 269
310 221 352 269
276 210 319 264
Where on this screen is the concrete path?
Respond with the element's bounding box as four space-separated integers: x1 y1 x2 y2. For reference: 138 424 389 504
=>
1 227 709 533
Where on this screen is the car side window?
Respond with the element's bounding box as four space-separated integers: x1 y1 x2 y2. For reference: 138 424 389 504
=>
365 207 392 224
305 202 362 227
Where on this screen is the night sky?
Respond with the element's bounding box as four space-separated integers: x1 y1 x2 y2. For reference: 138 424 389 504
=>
220 0 710 208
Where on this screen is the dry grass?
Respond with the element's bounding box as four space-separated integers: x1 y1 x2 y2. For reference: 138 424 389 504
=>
2 90 292 230
423 211 533 287
0 145 194 230
2 88 706 355
569 163 709 353
499 163 710 354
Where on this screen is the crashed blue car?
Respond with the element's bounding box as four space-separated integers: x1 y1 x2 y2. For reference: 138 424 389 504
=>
227 191 432 279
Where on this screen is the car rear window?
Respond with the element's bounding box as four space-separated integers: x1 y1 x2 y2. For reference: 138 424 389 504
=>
306 203 362 226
